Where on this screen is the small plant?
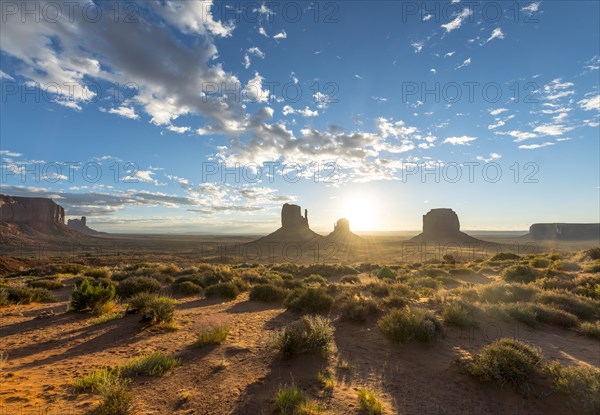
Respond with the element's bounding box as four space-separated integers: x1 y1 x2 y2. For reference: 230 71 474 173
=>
304 274 327 285
73 367 119 393
28 278 64 290
249 284 288 302
272 315 335 357
128 294 177 324
316 370 335 391
171 280 202 295
530 257 551 268
376 267 396 279
501 265 541 283
91 376 133 415
546 361 600 414
70 280 115 313
84 267 113 279
467 338 543 388
91 312 122 325
491 253 521 261
284 287 334 313
117 276 161 298
340 275 361 284
553 260 582 272
442 301 479 327
357 388 383 415
336 294 379 322
535 290 598 320
273 383 304 415
5 286 53 304
120 352 180 377
579 321 600 339
196 323 230 346
378 306 441 343
205 281 240 299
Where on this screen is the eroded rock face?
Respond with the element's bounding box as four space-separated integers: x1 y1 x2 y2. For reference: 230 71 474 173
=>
281 203 309 229
529 223 600 241
410 208 483 243
0 194 65 231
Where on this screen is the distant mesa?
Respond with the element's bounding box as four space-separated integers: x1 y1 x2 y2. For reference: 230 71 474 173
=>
527 223 600 241
325 218 363 245
410 208 484 244
252 203 321 244
67 216 107 236
0 194 73 236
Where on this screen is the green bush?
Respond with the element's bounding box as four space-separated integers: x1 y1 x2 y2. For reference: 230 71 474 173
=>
5 286 53 304
271 315 334 357
28 278 64 290
582 248 600 261
381 294 409 309
205 281 240 299
579 321 600 339
120 352 180 377
376 267 396 279
467 338 543 388
90 376 133 415
536 290 598 320
584 262 600 273
463 283 537 304
303 274 327 285
491 253 521 261
553 260 582 272
84 267 112 279
273 384 305 415
378 306 441 343
284 287 334 313
128 294 177 324
546 361 600 414
70 280 115 312
117 276 161 298
249 284 288 303
196 323 230 346
357 388 383 415
530 258 551 268
336 294 379 322
442 301 479 327
171 280 202 295
501 265 541 283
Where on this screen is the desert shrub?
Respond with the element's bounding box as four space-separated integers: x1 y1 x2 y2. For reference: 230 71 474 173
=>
336 294 379 322
84 267 112 279
378 306 441 343
419 268 449 278
117 276 161 298
299 264 358 278
120 353 180 377
340 275 361 284
6 286 53 304
70 280 115 312
271 315 334 357
195 323 230 346
534 304 580 327
582 248 600 261
128 294 177 324
584 262 600 273
442 301 479 327
463 283 537 304
409 276 441 290
357 388 383 415
316 370 335 391
0 289 8 306
553 260 582 272
205 281 240 299
579 321 600 339
530 258 551 268
376 267 396 279
273 384 305 415
90 376 133 415
467 338 543 388
501 265 541 283
574 275 600 299
368 283 390 298
381 294 409 309
249 284 288 303
491 253 521 261
28 278 64 290
534 277 575 291
171 280 202 295
536 291 598 320
284 287 333 313
546 361 600 414
303 274 327 285
73 367 119 393
159 263 180 275
282 279 304 290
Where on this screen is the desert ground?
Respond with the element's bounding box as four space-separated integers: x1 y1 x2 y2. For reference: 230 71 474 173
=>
1 238 599 415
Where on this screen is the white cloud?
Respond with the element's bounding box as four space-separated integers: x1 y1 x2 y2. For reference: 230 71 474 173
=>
456 58 472 69
483 28 504 44
430 68 437 74
579 94 600 112
441 8 472 33
108 106 139 120
411 41 424 53
495 130 537 142
423 14 432 21
242 72 270 103
444 51 456 58
290 72 299 84
489 108 508 116
522 2 540 15
518 142 555 150
584 55 599 71
151 1 235 37
371 96 388 103
533 124 572 136
166 125 190 134
476 153 502 162
273 30 287 39
258 27 268 37
0 70 14 80
0 150 22 157
282 105 318 117
443 136 477 145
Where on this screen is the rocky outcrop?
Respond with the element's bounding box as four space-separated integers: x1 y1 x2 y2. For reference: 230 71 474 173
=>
251 203 321 244
528 223 600 241
410 208 483 244
67 216 107 236
0 194 67 233
325 218 363 245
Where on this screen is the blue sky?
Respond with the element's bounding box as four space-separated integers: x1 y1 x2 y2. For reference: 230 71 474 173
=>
0 1 598 233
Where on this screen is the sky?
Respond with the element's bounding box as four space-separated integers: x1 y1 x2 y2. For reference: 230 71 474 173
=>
0 0 599 234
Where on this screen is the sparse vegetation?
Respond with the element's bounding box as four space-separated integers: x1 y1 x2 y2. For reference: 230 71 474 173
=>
273 384 305 415
128 293 177 324
501 265 541 283
442 301 479 327
357 388 383 415
378 306 441 343
316 370 335 391
70 279 115 313
284 287 334 313
195 323 230 346
249 284 288 302
117 276 162 298
4 286 53 305
120 352 181 377
545 361 600 414
272 315 335 357
205 281 241 299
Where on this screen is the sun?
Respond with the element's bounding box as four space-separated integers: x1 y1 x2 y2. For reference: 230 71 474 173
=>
339 196 379 232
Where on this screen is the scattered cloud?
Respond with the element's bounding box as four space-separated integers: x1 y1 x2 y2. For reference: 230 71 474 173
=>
443 136 477 145
518 142 555 150
108 106 139 120
456 57 472 69
441 8 472 33
273 30 287 39
579 94 600 112
483 28 505 44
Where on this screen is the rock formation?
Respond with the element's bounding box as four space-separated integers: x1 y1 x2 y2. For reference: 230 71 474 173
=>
410 208 483 244
527 223 600 241
67 216 107 236
325 218 362 245
252 203 321 244
0 194 68 234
